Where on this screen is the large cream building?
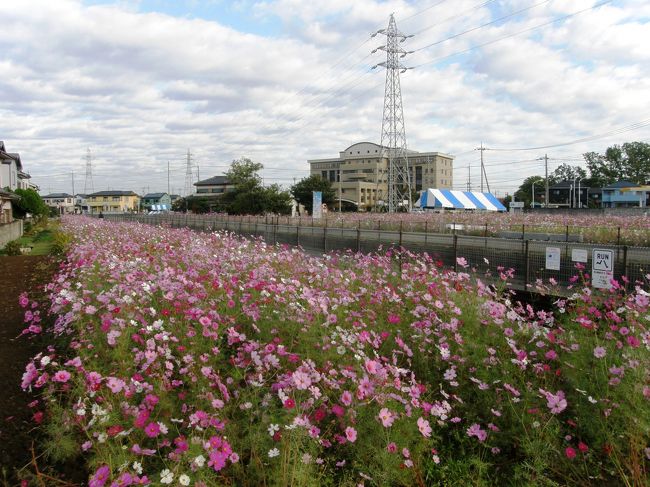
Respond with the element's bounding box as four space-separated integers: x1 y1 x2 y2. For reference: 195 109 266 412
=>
308 142 454 210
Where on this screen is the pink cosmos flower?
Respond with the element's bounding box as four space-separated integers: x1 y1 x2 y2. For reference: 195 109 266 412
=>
541 389 567 414
378 408 395 428
106 377 125 393
593 346 606 359
386 442 397 453
340 390 352 406
417 417 432 438
344 426 357 443
456 257 468 268
52 370 71 383
292 370 312 390
565 447 576 459
467 423 487 442
144 422 160 438
89 465 110 487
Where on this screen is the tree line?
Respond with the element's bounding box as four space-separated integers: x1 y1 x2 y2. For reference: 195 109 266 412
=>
174 158 336 215
513 142 650 207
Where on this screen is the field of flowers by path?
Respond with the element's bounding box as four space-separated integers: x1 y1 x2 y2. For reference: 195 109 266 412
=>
19 216 649 486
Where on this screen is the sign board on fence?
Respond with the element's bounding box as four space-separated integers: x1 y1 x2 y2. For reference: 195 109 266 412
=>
509 201 524 208
592 248 614 289
312 191 322 219
571 248 588 263
545 247 561 270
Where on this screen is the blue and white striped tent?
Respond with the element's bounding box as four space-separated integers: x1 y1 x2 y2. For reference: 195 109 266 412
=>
151 204 169 211
415 189 506 212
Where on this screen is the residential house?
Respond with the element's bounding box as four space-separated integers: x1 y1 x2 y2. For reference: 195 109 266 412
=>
86 190 140 214
75 194 89 214
141 192 171 211
194 176 235 196
601 181 650 208
548 180 594 208
0 141 31 191
43 193 75 214
0 190 19 224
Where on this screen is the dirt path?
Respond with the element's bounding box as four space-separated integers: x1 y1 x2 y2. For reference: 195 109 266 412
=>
0 256 57 484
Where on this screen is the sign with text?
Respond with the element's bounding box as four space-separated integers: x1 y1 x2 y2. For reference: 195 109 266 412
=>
571 248 588 263
312 191 322 219
592 248 614 289
545 247 561 270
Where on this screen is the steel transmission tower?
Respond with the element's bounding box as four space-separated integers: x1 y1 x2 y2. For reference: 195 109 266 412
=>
83 148 94 194
375 14 413 212
183 149 194 197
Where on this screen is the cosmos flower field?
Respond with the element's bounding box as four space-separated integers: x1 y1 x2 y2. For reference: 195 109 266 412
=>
20 217 649 485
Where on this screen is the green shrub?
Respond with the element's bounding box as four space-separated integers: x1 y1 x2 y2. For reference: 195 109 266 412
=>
2 239 23 255
51 230 71 255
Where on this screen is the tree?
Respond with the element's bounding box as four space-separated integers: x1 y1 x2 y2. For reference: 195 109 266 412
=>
12 188 48 219
584 142 650 187
221 157 293 215
290 175 336 215
549 163 587 185
514 175 545 208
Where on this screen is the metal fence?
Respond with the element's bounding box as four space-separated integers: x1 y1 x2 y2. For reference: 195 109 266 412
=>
106 213 650 292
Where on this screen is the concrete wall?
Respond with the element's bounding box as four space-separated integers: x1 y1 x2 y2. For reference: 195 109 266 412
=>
0 220 23 249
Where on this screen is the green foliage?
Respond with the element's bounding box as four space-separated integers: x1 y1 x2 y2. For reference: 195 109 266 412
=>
51 230 71 255
222 157 292 215
2 239 23 255
549 163 587 185
12 188 49 219
514 175 545 208
584 141 650 187
290 175 337 215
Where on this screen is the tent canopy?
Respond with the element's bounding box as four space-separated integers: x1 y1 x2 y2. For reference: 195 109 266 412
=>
415 189 506 212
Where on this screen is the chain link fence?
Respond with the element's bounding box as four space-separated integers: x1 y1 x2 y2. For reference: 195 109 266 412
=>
106 213 650 292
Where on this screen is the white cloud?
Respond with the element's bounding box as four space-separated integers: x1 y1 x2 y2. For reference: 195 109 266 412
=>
0 0 648 197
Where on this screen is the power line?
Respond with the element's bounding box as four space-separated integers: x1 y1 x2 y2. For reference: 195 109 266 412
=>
410 0 614 69
409 0 551 53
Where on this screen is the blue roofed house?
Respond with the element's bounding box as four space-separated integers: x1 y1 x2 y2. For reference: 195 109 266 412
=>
601 181 650 208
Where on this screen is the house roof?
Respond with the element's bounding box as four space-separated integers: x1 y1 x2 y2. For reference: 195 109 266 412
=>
88 190 139 197
195 176 230 186
603 180 638 190
143 192 168 199
43 192 73 198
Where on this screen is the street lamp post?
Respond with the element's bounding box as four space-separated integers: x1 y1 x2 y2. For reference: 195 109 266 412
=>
532 181 536 209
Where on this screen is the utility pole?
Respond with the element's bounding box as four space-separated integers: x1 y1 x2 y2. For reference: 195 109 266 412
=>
467 164 471 191
374 14 413 212
476 142 485 193
183 149 193 197
83 148 94 194
544 154 549 208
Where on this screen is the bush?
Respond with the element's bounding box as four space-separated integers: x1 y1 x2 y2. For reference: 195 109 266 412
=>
2 239 23 255
50 230 71 255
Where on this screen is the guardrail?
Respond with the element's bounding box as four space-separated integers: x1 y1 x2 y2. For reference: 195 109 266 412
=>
105 213 650 292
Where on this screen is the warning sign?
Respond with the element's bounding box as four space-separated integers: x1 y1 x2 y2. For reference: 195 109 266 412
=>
592 249 614 289
545 247 561 271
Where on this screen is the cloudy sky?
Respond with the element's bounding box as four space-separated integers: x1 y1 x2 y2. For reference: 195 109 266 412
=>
1 0 649 197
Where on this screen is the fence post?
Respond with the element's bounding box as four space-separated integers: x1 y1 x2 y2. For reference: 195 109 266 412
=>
399 220 403 247
524 240 530 288
424 221 428 245
522 224 525 240
453 234 458 272
273 217 277 245
323 218 328 252
565 225 569 242
617 227 621 247
484 223 488 238
623 245 628 291
239 217 243 234
296 224 300 246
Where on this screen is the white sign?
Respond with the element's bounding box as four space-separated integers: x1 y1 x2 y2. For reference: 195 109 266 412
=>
545 247 561 271
592 249 614 289
509 201 524 208
571 248 588 263
312 191 322 219
592 249 613 271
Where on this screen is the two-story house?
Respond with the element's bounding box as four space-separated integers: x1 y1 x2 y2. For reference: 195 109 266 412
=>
194 176 235 196
43 193 75 214
601 181 650 208
142 192 172 211
87 190 140 214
